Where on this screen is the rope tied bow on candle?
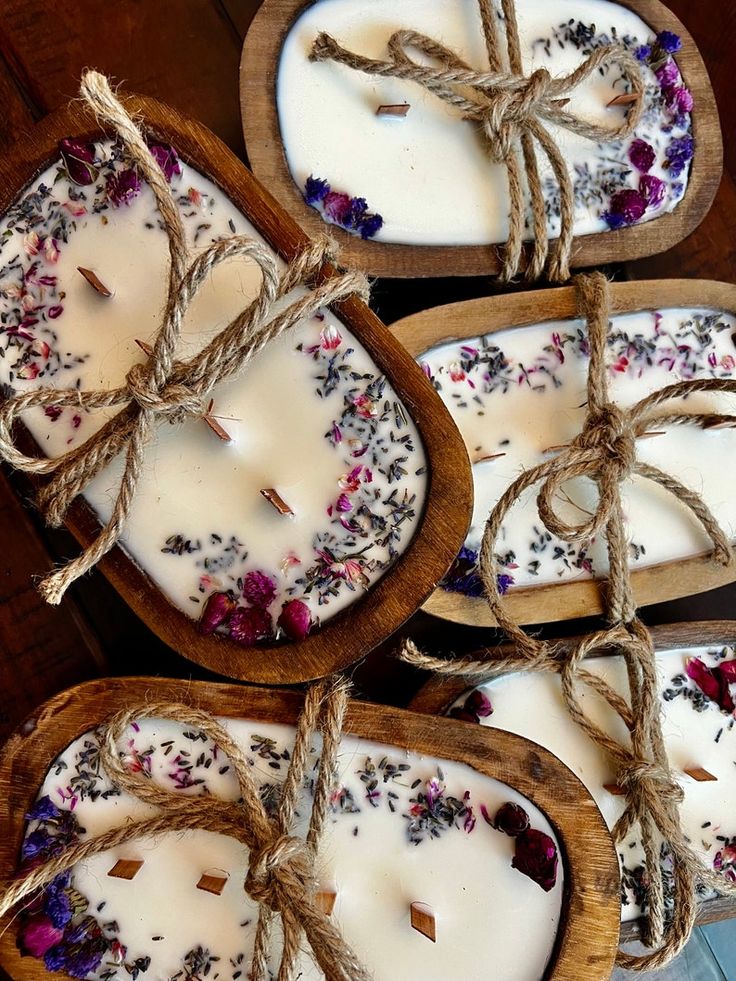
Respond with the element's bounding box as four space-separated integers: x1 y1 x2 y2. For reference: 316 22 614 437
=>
0 71 370 605
310 0 644 282
0 677 371 981
402 272 736 970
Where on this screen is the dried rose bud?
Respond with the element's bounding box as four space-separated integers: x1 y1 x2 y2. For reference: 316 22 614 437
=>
59 137 98 186
512 828 559 892
278 599 312 641
198 591 236 636
229 606 273 646
448 707 479 724
465 689 493 718
493 802 530 837
242 570 277 610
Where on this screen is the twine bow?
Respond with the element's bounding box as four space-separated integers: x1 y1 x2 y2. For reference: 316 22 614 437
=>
0 71 369 605
402 272 736 970
310 0 643 282
0 677 370 981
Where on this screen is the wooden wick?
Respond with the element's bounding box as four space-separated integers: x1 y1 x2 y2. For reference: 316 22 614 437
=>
607 92 640 108
410 901 436 942
376 103 410 117
315 888 337 915
203 399 233 443
197 871 229 895
260 487 294 516
684 767 717 782
602 783 625 796
77 266 113 297
471 451 506 464
108 858 144 880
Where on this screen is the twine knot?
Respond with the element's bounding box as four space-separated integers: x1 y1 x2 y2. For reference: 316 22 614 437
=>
0 71 369 606
311 0 643 281
576 402 635 478
245 836 315 911
618 760 685 806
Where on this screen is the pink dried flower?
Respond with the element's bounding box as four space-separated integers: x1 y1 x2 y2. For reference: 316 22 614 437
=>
147 141 182 182
335 493 353 513
721 355 736 371
44 406 62 422
323 191 352 224
686 656 735 713
106 168 142 207
43 237 59 264
656 61 680 88
339 466 362 493
639 174 667 208
31 339 50 359
198 591 236 635
17 913 64 957
229 606 273 645
352 394 377 419
59 136 98 185
320 324 342 350
277 599 312 641
465 689 493 718
448 361 466 382
493 802 531 836
512 828 559 891
23 232 42 257
628 139 656 173
188 186 202 206
242 570 277 609
17 362 40 380
63 201 87 218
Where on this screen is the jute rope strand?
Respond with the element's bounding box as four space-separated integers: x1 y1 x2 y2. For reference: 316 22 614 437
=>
310 0 643 282
0 678 370 981
401 272 736 970
0 71 369 606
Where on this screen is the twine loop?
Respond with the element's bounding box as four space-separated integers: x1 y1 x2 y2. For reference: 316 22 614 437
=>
0 71 369 605
245 836 316 911
311 0 643 281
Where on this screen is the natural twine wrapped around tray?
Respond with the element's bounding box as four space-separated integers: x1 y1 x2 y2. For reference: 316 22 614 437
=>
0 676 370 981
0 71 369 606
311 0 643 282
402 271 736 970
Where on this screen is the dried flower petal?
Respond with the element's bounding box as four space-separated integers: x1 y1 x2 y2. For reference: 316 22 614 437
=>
465 689 493 718
304 176 330 205
639 174 667 208
628 139 656 173
665 135 694 178
26 796 61 822
493 802 531 836
358 213 383 239
229 606 273 645
59 137 98 186
242 570 277 609
323 191 352 224
686 656 735 713
147 141 182 182
656 30 682 54
603 188 648 228
655 61 679 88
198 591 236 635
17 914 64 957
106 168 141 207
277 599 312 640
512 828 559 891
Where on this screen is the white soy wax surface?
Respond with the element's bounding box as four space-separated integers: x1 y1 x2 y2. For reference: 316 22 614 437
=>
451 644 736 921
278 0 692 244
0 141 427 632
418 308 736 593
26 718 563 980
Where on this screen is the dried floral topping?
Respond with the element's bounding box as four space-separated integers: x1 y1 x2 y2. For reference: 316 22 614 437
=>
665 135 695 178
58 138 98 186
603 188 648 229
449 688 494 724
241 570 277 609
512 828 559 892
147 140 182 182
277 598 312 640
628 139 656 174
198 590 237 636
229 606 273 646
105 168 142 207
302 176 383 239
685 656 736 714
492 801 531 836
655 30 682 55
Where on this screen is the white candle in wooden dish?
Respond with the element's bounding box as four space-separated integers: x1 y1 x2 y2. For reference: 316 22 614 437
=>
277 0 693 244
449 642 736 921
20 718 562 979
416 308 736 598
0 139 427 644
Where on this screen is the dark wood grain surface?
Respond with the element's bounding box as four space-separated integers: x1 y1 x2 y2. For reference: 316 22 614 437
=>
0 0 733 733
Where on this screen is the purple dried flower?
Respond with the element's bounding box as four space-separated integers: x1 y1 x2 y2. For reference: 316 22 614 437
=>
656 31 682 54
44 886 72 929
22 829 53 860
669 86 694 114
59 137 98 186
323 191 352 224
198 591 236 635
665 134 694 178
242 570 277 609
686 656 735 713
277 599 312 641
345 196 368 226
358 213 383 239
493 802 531 836
602 210 627 230
497 572 514 595
655 61 680 88
442 546 483 597
106 168 142 207
628 139 656 173
634 44 651 62
147 141 182 182
17 914 64 957
512 828 559 891
639 174 667 208
603 188 648 227
26 796 61 822
304 175 330 205
229 606 273 645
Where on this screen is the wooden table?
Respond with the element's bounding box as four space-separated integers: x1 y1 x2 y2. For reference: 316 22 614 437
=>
0 0 734 738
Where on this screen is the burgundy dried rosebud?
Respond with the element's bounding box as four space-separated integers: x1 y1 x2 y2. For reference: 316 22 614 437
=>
465 689 493 718
277 599 312 641
59 137 98 186
17 914 64 957
198 591 236 635
242 570 277 609
493 801 530 836
512 828 559 891
229 606 273 646
147 141 182 182
449 707 480 724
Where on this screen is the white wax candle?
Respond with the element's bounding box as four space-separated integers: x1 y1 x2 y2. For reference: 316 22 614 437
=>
0 140 427 642
451 642 736 921
417 308 736 596
277 0 693 244
22 717 562 979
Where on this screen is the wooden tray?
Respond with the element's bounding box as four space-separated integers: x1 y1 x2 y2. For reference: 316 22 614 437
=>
391 279 736 627
408 619 736 940
239 0 721 278
0 677 620 980
0 93 472 686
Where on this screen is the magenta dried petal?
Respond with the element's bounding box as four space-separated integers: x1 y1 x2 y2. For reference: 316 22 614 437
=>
106 168 142 207
493 801 530 836
323 191 352 224
686 656 721 700
628 139 656 173
465 689 493 718
639 175 667 208
607 188 647 225
277 599 312 640
512 828 559 892
656 61 680 88
229 606 273 646
198 591 236 635
59 137 98 186
147 141 182 182
17 914 65 957
241 570 277 609
717 660 736 682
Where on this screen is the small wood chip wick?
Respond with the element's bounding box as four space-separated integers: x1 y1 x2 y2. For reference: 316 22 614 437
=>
108 858 144 880
410 902 436 942
471 450 506 464
203 399 233 443
376 103 410 117
260 487 294 516
77 266 113 297
684 767 717 782
607 92 640 108
315 889 337 915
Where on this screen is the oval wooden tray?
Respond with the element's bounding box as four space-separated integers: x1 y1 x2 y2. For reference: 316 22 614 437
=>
391 279 736 628
0 93 472 685
239 0 721 278
408 619 736 940
0 677 619 980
